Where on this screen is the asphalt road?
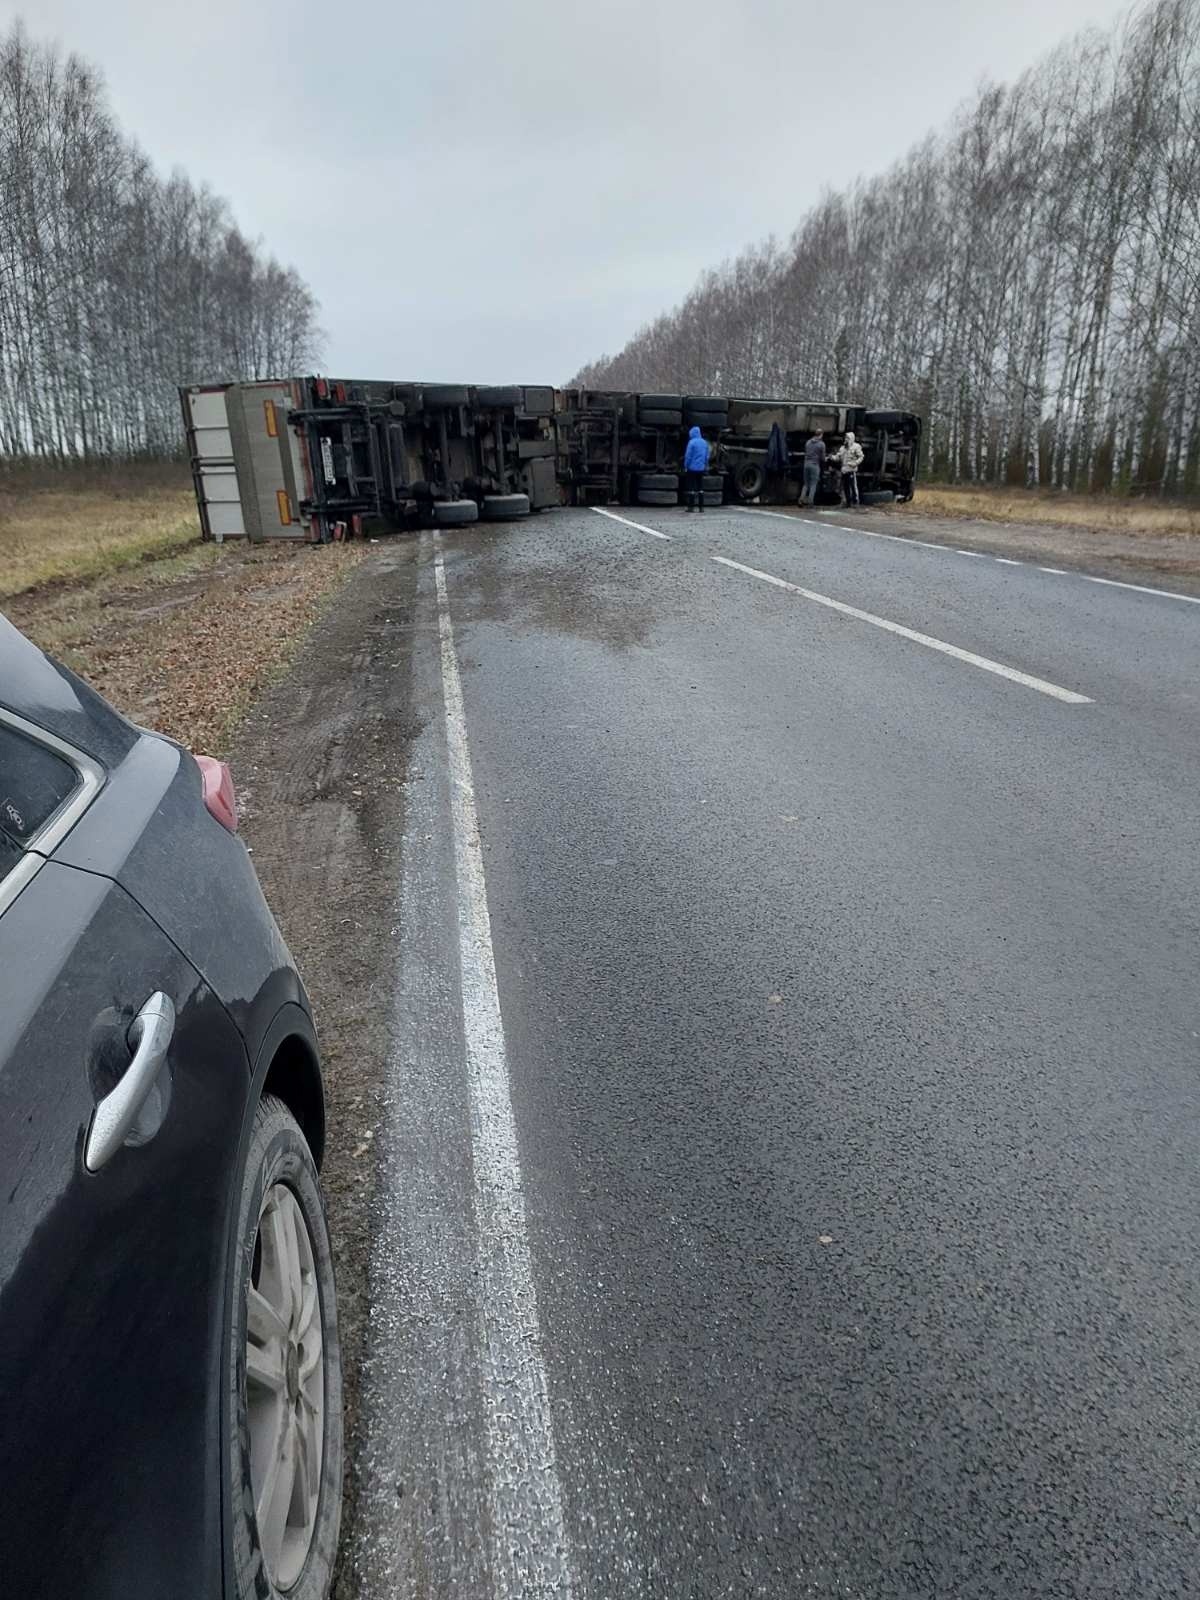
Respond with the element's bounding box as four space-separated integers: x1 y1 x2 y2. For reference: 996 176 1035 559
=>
349 503 1200 1599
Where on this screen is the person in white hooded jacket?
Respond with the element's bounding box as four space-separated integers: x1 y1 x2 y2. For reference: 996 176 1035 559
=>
831 431 865 507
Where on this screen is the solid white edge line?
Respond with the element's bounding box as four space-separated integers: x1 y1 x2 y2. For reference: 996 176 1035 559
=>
432 539 574 1599
591 505 671 540
1081 572 1200 605
740 506 1200 606
712 554 1093 704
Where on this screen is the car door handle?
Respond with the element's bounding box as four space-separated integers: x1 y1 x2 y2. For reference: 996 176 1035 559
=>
85 992 177 1173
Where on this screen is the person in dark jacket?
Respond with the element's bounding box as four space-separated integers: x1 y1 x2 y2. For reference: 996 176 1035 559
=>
683 425 710 512
801 432 825 506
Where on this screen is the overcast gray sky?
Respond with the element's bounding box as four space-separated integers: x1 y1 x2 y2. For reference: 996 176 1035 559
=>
8 0 1121 382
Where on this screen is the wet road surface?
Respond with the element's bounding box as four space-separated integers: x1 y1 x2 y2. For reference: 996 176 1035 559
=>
348 504 1200 1599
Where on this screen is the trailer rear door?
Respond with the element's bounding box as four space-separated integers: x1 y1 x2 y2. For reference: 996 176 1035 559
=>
181 386 244 541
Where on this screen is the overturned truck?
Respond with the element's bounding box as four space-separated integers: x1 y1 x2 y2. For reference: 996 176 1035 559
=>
180 377 921 542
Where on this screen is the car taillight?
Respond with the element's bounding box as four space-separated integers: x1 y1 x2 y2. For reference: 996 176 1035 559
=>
195 755 238 833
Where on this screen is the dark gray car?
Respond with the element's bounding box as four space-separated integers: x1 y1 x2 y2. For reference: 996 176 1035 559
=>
0 614 343 1600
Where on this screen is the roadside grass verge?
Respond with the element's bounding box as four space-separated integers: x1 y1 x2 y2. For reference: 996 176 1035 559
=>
914 483 1200 537
0 481 200 599
8 540 365 756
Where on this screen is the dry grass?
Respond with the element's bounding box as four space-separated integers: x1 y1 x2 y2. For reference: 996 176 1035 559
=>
0 482 200 599
915 482 1200 538
8 539 366 755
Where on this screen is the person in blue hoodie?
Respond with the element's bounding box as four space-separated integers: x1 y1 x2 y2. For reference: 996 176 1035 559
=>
683 425 710 512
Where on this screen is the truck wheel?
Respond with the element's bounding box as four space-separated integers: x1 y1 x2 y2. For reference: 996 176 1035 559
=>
637 473 679 492
686 397 728 416
481 493 530 520
434 499 479 525
734 463 765 500
637 489 678 506
702 474 724 493
860 490 895 506
702 492 724 507
864 410 904 429
475 386 523 408
639 408 684 427
423 385 470 408
639 393 684 410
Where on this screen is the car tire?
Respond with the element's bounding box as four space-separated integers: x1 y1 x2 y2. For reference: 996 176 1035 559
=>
227 1095 343 1600
734 462 765 500
639 393 684 410
864 410 904 429
860 490 895 506
475 386 524 408
637 489 678 506
481 492 530 519
435 499 480 525
639 408 684 427
637 473 679 492
423 385 470 407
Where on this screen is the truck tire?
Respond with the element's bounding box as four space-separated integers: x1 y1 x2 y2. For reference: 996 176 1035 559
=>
434 498 479 525
702 474 724 493
475 386 524 408
860 490 895 506
864 410 904 429
685 408 728 428
734 462 765 500
685 396 728 415
637 473 679 492
423 385 470 408
481 493 530 520
639 393 684 410
702 491 723 507
637 489 678 506
639 408 684 427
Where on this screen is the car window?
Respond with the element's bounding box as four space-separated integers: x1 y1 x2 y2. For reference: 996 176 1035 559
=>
0 827 20 880
0 721 82 849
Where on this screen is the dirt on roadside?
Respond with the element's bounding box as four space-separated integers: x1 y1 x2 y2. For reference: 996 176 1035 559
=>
7 539 365 753
222 544 424 1596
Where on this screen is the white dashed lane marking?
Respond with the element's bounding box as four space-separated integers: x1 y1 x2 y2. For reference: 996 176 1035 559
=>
712 555 1094 705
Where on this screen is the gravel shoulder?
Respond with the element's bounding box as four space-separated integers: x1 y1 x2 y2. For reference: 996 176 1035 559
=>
222 544 422 1596
883 500 1200 593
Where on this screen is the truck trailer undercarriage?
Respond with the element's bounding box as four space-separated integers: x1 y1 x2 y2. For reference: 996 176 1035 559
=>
181 378 922 543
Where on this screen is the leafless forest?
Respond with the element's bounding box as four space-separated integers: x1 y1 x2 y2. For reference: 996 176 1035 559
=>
576 0 1200 497
0 22 320 462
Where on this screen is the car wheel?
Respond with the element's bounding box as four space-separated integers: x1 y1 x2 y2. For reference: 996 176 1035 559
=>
228 1095 343 1600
